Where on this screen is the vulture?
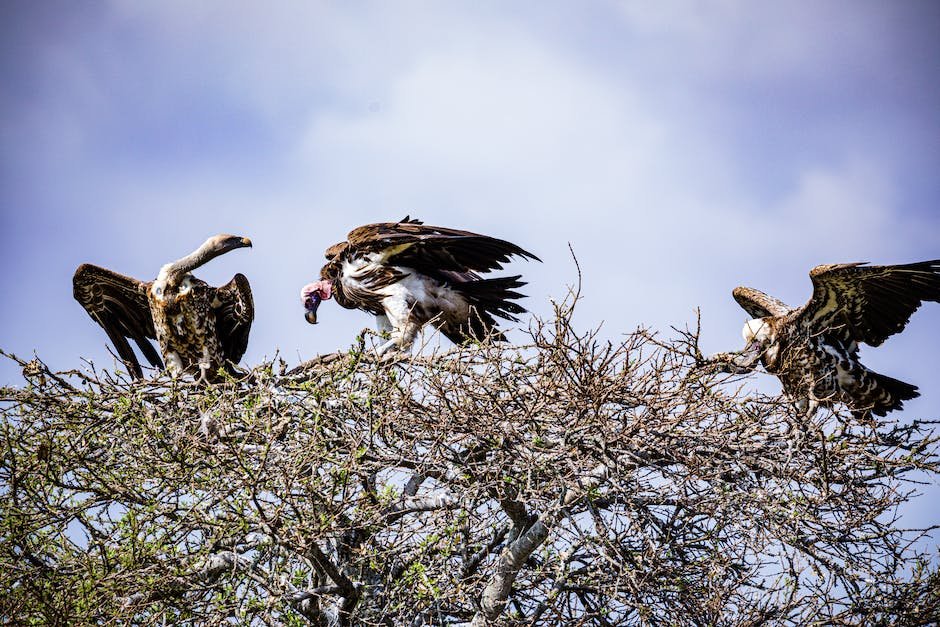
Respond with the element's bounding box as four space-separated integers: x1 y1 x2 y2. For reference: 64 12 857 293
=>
301 217 539 355
708 260 940 417
73 234 254 381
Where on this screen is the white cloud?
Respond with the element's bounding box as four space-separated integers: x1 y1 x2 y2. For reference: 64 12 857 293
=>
612 0 892 81
296 38 666 213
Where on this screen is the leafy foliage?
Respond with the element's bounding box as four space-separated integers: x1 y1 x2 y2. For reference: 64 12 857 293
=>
1 300 938 625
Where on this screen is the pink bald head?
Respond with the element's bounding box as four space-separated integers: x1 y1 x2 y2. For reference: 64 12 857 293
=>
301 280 333 303
301 280 333 325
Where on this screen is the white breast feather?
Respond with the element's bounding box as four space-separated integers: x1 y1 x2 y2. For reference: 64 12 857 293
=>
342 256 374 279
368 271 468 333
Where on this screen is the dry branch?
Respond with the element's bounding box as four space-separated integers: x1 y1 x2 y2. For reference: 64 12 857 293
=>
1 299 938 625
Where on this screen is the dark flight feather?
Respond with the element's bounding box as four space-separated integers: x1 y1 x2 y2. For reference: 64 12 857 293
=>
73 264 163 378
800 260 940 346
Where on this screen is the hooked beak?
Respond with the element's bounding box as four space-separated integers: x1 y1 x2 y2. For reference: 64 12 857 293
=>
733 341 765 368
305 295 321 324
217 234 252 251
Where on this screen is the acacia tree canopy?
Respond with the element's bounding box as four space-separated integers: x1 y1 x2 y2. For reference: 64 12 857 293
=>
1 301 938 626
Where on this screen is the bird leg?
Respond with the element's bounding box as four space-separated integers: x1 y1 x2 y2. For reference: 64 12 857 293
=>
375 338 400 357
803 398 820 420
375 314 394 334
197 346 213 384
784 397 816 439
165 352 185 376
375 322 421 358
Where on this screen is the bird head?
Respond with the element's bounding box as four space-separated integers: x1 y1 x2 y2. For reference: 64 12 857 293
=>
157 234 252 286
301 280 333 324
741 317 774 348
208 234 253 254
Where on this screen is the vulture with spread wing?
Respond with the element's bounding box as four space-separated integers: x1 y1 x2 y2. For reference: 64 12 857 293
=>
709 260 940 416
301 217 539 355
73 234 254 381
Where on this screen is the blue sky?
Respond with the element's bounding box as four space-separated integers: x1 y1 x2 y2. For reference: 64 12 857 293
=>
2 2 939 529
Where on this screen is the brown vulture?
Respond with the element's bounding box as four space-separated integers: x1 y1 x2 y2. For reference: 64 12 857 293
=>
73 234 254 381
301 217 539 355
709 260 940 417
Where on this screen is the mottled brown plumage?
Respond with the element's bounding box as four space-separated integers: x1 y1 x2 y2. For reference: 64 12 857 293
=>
73 235 254 380
302 217 539 355
712 260 940 416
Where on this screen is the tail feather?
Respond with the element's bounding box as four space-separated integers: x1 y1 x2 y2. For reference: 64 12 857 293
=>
867 371 919 417
442 276 530 344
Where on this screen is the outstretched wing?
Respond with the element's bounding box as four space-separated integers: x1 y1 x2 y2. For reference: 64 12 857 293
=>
797 260 940 346
732 286 793 318
72 264 163 378
342 216 540 274
213 273 254 364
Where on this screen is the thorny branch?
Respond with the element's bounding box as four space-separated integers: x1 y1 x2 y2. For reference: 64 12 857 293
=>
1 297 938 626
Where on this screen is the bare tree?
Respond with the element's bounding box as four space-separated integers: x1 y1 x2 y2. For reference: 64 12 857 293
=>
2 296 938 626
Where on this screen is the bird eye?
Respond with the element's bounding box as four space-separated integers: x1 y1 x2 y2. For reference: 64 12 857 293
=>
154 286 163 297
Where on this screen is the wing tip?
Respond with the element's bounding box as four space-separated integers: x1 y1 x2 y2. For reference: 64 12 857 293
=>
518 247 541 263
73 263 95 288
231 272 252 286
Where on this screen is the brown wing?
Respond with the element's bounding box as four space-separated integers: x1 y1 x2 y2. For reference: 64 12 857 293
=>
324 241 348 260
343 216 540 274
797 260 940 346
732 286 793 318
213 273 254 364
72 264 163 378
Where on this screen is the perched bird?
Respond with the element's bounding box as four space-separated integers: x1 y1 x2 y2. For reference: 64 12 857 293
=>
73 234 254 381
301 217 539 356
708 260 940 417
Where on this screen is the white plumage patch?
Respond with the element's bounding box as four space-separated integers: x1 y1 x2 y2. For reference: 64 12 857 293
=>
341 256 374 280
340 258 472 353
379 271 468 318
156 263 174 286
742 318 773 343
340 257 470 322
151 283 166 302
